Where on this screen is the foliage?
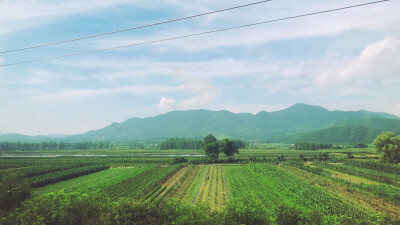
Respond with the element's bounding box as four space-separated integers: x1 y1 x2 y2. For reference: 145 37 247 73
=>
223 199 270 225
275 204 302 225
3 191 106 225
172 157 188 164
295 142 333 150
0 175 31 217
0 141 112 151
373 131 400 163
204 134 217 145
354 143 368 148
159 138 204 150
219 138 239 158
205 143 220 159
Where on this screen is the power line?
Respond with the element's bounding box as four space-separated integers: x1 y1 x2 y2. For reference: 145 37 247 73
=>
0 0 390 67
0 0 273 54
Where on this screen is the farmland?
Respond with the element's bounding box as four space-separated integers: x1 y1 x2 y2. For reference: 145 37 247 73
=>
1 147 400 224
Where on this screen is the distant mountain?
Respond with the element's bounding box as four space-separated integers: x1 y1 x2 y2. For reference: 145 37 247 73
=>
64 103 399 143
0 134 51 142
269 118 400 144
1 104 398 144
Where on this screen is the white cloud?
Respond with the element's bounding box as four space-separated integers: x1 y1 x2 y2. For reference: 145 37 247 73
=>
28 85 183 102
314 37 400 85
176 74 221 109
158 97 176 108
58 57 275 79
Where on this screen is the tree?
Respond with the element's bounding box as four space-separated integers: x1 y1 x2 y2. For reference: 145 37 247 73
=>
205 142 220 159
204 134 217 145
219 138 239 158
372 131 400 163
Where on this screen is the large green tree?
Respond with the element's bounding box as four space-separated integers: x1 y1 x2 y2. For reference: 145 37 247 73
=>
220 138 239 158
204 134 217 145
372 131 400 163
205 142 220 159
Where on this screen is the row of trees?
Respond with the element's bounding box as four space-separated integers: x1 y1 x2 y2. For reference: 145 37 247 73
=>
159 138 204 150
294 142 333 150
158 137 247 150
0 141 113 151
203 134 239 159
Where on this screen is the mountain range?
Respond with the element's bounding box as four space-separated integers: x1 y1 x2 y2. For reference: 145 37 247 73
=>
1 103 399 144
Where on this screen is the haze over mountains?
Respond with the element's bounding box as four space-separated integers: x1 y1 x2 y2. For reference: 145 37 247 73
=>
1 103 399 144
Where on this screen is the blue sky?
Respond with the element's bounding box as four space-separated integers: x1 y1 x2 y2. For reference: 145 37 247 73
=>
0 0 399 135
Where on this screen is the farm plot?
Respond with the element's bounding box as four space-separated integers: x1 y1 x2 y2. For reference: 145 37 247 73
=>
144 166 191 202
282 165 400 218
27 165 109 188
34 167 151 195
105 165 180 200
308 163 400 206
167 165 202 201
190 165 229 211
318 163 400 187
225 164 367 219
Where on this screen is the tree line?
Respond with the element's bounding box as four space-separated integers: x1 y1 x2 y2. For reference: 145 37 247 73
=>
294 142 333 150
158 137 246 150
0 141 112 151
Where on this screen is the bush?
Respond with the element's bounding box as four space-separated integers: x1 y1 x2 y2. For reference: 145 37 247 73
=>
223 199 270 225
172 157 188 164
0 175 31 217
275 204 301 225
4 191 107 225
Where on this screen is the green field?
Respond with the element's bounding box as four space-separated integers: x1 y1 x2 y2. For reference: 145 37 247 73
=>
1 147 400 224
34 166 152 195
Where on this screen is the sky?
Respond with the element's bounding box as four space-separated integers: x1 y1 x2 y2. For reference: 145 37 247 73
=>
0 0 399 135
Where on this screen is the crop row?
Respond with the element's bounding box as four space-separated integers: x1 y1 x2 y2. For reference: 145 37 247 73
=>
169 165 203 203
283 165 400 218
318 163 400 186
34 167 150 195
343 159 400 175
28 165 109 188
225 164 367 218
105 165 180 200
193 165 227 210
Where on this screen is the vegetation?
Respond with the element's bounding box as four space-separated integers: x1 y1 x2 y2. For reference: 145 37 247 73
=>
220 138 239 158
0 141 112 151
159 138 204 150
373 131 400 163
28 165 109 188
294 142 333 150
2 138 400 224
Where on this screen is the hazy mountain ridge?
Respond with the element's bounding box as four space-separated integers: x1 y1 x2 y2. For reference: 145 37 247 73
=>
65 103 399 143
1 104 399 144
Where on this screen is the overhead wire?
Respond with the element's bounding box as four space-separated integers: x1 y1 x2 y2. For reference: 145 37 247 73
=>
0 0 390 67
0 0 273 54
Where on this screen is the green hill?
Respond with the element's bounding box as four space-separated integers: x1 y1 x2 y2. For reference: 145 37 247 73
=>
269 118 400 144
1 104 398 143
65 104 399 143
